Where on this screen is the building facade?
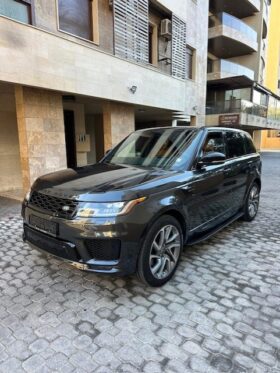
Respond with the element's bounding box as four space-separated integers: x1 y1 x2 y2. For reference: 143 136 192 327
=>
260 0 280 150
0 0 209 196
206 0 280 149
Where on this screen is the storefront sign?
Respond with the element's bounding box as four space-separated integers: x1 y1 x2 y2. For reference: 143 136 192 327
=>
219 114 240 127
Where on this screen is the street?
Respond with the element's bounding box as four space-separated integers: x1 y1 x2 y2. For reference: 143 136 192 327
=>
0 153 279 373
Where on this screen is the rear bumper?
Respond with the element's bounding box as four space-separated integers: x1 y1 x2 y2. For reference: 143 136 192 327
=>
22 204 146 276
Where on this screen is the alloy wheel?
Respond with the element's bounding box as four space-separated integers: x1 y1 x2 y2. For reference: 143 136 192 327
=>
149 225 181 280
248 185 260 218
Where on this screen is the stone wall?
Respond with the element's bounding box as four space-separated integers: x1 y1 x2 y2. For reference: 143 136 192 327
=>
15 86 67 191
103 102 135 151
0 83 22 192
34 0 114 53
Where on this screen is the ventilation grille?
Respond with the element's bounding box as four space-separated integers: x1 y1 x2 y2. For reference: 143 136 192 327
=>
113 0 149 63
29 191 78 219
172 14 187 79
85 239 121 261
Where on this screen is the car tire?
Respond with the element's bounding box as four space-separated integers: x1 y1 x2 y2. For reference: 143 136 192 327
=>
137 215 183 287
242 182 260 222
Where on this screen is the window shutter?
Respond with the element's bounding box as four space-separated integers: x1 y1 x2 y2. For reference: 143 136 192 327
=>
113 0 149 63
172 14 187 79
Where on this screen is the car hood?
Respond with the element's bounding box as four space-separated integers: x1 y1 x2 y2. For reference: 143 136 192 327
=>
32 163 186 202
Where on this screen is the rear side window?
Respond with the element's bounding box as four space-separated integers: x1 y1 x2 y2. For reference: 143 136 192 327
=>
225 131 246 158
243 133 257 154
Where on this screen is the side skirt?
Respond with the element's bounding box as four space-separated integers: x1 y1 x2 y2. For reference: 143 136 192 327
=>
186 211 244 246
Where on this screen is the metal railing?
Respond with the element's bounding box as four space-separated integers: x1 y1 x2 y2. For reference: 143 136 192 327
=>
206 99 268 118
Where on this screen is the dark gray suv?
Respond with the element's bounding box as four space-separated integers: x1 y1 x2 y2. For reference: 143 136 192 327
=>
22 127 261 286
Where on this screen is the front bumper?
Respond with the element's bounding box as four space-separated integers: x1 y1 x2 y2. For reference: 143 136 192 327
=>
22 203 145 276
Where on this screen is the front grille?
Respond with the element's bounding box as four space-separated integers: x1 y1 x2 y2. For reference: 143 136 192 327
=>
29 191 78 219
85 239 121 261
25 225 80 262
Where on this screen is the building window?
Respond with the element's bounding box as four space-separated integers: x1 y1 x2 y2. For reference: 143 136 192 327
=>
0 0 32 24
186 46 195 80
58 0 99 43
207 58 213 73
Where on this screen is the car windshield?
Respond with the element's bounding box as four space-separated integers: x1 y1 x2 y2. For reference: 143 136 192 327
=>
103 128 197 170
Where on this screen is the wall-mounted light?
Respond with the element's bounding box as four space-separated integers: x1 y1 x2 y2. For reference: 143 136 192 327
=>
129 85 137 94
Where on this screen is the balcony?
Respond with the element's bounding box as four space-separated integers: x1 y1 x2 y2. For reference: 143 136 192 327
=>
206 99 267 117
209 0 261 19
262 0 269 39
208 60 255 83
208 13 258 58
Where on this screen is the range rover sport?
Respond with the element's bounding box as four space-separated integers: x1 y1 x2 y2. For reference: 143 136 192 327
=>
22 127 261 286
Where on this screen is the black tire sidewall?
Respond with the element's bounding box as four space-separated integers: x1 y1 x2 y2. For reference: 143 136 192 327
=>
243 182 260 222
137 215 183 287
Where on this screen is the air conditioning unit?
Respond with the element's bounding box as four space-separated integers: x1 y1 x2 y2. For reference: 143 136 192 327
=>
160 19 172 39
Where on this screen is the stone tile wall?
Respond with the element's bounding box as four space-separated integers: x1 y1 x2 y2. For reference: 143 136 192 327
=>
15 86 67 191
0 83 22 192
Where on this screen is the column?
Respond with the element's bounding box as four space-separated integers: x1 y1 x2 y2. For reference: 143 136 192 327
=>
15 86 67 192
103 102 135 151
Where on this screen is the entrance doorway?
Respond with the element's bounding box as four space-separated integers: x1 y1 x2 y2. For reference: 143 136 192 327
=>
63 110 77 168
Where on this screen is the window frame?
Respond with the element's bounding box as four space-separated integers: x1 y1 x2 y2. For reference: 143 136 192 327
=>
186 45 196 80
0 0 35 25
56 0 99 45
148 21 158 66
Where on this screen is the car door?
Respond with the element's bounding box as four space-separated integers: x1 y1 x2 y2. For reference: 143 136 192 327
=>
223 131 248 214
187 131 229 233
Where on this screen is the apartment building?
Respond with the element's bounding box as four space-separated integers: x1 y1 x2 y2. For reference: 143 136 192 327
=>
261 0 280 150
0 0 209 197
206 0 280 149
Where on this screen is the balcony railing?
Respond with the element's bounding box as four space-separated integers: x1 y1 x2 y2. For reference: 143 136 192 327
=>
206 99 268 118
208 60 255 80
209 13 257 43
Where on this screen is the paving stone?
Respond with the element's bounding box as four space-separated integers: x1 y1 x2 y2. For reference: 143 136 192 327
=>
69 351 97 372
257 351 277 367
0 154 279 372
210 354 233 372
22 354 45 372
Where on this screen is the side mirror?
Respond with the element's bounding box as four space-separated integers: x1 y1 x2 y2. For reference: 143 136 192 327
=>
197 152 226 168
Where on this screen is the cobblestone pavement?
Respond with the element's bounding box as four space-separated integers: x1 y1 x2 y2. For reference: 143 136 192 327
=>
0 153 279 373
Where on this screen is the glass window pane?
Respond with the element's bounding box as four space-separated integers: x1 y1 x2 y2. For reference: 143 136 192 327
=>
0 0 30 24
202 132 226 156
58 0 92 40
225 132 246 158
105 129 197 170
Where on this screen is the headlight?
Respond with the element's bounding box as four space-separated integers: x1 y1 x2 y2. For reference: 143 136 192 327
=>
24 190 31 202
77 197 146 218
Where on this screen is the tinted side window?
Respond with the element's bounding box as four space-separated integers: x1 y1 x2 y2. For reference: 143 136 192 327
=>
202 132 226 156
243 133 257 154
225 132 246 158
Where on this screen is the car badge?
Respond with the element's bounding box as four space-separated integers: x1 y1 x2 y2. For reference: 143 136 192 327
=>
62 205 70 212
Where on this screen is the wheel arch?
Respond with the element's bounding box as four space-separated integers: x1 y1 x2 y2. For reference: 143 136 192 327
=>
139 206 189 245
254 177 261 191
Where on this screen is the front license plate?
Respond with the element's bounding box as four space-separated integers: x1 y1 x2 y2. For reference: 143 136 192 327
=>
29 215 58 236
